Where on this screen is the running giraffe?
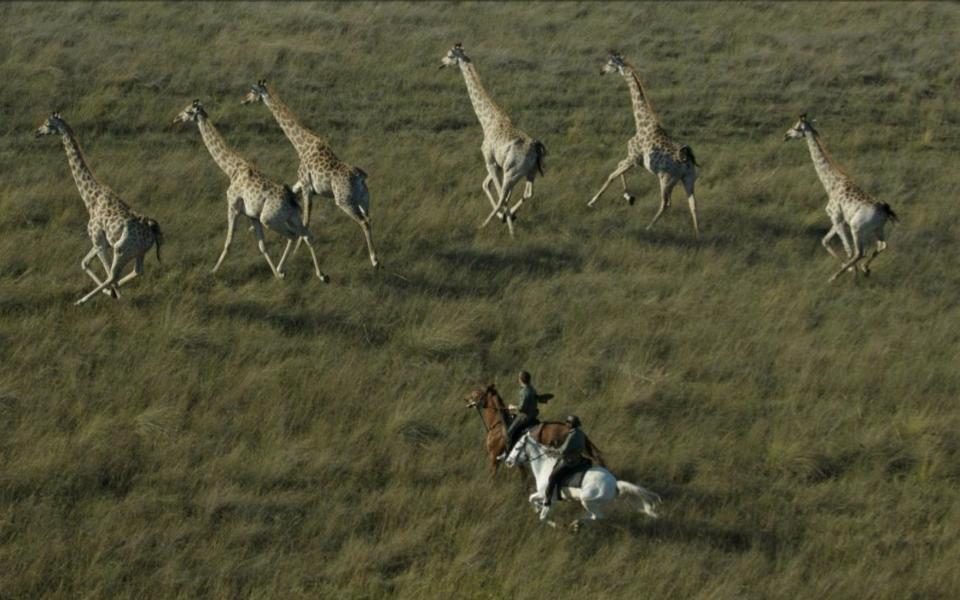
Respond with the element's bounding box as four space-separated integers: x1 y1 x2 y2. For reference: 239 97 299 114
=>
35 113 163 305
589 51 701 238
174 100 329 282
242 81 379 268
784 114 897 281
440 43 547 237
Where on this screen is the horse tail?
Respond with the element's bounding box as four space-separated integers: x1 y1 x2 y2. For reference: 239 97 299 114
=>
616 480 661 518
534 140 547 176
679 145 699 167
879 202 898 224
584 436 606 468
146 218 164 264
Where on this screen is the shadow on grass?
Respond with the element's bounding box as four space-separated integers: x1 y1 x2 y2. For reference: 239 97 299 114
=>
434 245 584 277
202 300 389 345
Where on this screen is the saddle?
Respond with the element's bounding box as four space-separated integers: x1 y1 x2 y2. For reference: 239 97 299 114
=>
558 463 592 490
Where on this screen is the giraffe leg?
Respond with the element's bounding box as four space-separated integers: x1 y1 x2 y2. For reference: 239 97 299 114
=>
297 233 330 283
276 239 294 275
291 182 311 256
620 173 636 205
482 160 503 211
682 174 700 238
94 247 121 298
834 221 853 259
647 174 677 231
115 256 144 287
80 246 117 298
860 231 887 276
76 247 129 305
821 225 843 260
588 159 634 207
506 179 534 220
482 172 521 235
482 174 500 211
212 205 240 274
829 230 864 282
251 220 283 279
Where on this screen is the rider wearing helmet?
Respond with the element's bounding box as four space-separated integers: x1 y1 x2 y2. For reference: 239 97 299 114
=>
541 415 590 519
500 370 543 460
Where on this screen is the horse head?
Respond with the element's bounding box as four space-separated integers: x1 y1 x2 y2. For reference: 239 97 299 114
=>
464 383 504 411
505 432 533 468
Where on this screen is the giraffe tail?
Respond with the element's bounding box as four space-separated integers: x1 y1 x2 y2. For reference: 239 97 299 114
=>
534 140 547 176
680 145 699 167
878 202 898 224
146 218 164 264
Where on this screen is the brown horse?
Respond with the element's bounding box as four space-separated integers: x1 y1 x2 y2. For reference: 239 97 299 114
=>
464 384 606 474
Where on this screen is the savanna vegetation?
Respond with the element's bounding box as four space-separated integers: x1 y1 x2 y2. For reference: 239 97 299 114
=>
1 2 959 598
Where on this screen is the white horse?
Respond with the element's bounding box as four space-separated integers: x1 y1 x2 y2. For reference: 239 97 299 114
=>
505 432 661 530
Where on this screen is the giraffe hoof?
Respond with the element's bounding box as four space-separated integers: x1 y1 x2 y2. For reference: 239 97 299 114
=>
277 271 286 280
319 274 330 283
624 193 636 206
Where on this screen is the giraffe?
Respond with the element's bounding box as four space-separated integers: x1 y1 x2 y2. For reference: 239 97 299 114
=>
173 100 329 282
241 81 379 268
439 43 547 238
589 52 701 237
784 114 897 281
35 113 163 306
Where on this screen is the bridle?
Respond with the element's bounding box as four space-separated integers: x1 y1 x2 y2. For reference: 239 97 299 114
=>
512 434 552 465
468 388 507 435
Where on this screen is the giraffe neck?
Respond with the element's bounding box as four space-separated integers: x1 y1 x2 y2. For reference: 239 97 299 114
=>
196 115 247 177
459 61 509 137
622 64 659 134
805 132 846 192
58 127 101 215
262 91 316 156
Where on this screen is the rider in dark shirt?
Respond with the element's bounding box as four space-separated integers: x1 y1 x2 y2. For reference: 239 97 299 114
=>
500 370 542 460
541 415 591 520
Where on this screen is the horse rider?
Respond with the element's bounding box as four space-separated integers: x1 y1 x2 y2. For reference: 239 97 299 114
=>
540 415 591 520
499 370 544 461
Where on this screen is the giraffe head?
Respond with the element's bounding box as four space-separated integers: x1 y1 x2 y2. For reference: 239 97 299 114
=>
241 80 270 105
35 112 67 138
783 114 817 141
439 42 469 69
173 100 207 125
601 51 628 76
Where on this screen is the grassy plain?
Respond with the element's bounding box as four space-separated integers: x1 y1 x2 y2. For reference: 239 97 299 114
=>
1 1 959 598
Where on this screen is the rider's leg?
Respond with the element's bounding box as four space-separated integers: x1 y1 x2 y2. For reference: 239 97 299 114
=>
499 415 528 460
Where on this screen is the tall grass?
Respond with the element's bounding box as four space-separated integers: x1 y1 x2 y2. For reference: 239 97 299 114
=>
1 2 959 598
